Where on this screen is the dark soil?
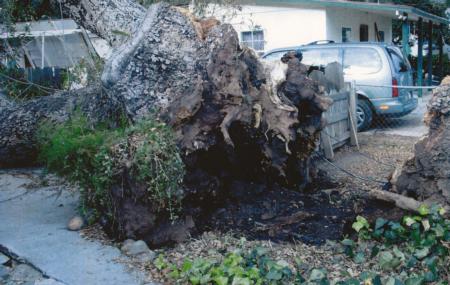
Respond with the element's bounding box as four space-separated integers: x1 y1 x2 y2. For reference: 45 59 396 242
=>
195 182 404 245
193 133 415 246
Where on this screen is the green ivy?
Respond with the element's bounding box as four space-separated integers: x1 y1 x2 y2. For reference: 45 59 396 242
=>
158 206 449 285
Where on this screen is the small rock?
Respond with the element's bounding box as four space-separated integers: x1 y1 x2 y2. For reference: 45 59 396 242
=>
67 216 85 231
135 251 157 263
9 264 42 282
121 240 150 256
0 252 10 264
120 239 135 251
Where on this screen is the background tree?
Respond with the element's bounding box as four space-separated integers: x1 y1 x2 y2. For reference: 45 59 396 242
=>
0 0 58 27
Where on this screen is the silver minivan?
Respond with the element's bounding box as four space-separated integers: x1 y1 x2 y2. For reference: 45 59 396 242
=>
262 42 418 131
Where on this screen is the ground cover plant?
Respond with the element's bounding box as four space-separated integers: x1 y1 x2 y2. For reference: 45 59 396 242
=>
37 114 185 222
152 205 449 285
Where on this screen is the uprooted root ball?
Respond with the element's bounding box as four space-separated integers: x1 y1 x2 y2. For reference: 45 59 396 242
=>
38 115 185 238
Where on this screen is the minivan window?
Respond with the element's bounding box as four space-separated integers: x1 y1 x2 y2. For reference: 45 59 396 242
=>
387 48 411 73
301 48 340 68
343 47 382 75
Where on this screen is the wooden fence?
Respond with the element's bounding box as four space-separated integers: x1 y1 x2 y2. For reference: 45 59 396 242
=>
310 63 359 159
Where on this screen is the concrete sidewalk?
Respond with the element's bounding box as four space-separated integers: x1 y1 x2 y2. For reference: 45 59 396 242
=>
0 169 152 285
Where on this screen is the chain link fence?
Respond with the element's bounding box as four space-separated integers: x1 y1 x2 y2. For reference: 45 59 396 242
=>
355 84 436 138
316 83 438 193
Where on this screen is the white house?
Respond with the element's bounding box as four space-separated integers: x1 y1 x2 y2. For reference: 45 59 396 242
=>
207 0 448 54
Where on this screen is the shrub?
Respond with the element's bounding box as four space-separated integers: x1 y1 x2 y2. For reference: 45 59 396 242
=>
409 54 450 79
38 114 185 222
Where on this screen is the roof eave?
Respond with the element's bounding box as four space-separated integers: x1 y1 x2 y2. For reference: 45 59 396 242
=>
253 0 449 25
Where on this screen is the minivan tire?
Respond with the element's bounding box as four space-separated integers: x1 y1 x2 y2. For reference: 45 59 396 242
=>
356 99 373 131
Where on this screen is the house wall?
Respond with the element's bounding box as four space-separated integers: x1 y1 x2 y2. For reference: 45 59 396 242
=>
207 5 393 53
208 5 327 52
325 8 393 44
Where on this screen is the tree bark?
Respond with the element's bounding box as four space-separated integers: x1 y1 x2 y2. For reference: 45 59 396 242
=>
0 85 124 168
54 0 145 46
393 77 450 208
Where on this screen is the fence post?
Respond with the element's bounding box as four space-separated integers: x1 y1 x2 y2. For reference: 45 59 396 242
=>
417 17 424 98
320 131 334 160
349 81 359 149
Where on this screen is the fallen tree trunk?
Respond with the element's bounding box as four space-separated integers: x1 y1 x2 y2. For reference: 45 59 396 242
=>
54 0 145 47
0 2 333 245
393 77 450 208
0 85 124 168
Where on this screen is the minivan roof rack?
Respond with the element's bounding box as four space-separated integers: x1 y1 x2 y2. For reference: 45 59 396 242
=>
307 40 335 45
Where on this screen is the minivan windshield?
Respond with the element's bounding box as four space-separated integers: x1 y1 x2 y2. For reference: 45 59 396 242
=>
343 47 382 75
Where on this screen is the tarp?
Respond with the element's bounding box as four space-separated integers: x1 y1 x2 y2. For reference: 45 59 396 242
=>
23 33 93 68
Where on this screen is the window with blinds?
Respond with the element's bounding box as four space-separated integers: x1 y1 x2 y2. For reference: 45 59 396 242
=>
241 30 265 51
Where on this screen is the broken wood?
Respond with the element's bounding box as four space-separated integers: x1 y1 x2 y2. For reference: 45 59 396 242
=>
348 81 359 149
256 211 315 231
368 189 449 217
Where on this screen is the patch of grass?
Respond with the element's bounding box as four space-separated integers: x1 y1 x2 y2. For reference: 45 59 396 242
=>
37 114 185 222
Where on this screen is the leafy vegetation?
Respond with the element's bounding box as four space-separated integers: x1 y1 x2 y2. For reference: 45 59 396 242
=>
155 205 449 284
409 55 450 80
0 0 58 27
38 114 185 222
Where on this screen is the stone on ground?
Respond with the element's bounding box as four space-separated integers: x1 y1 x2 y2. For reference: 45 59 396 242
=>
67 216 85 231
121 240 156 262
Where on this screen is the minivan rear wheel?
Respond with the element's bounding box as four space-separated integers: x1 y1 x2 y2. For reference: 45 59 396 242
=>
356 99 373 131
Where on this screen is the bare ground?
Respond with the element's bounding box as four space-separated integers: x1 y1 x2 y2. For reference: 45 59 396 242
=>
317 132 417 191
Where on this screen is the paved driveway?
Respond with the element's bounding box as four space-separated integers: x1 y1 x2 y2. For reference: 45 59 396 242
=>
365 94 430 138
